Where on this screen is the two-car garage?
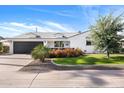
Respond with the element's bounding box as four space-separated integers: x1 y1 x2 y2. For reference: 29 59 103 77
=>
13 42 43 54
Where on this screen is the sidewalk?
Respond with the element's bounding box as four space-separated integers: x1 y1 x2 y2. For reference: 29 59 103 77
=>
0 55 124 88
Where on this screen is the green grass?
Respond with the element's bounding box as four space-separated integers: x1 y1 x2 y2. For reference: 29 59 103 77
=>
54 54 124 65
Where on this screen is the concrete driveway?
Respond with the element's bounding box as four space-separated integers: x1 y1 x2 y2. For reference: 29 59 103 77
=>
0 54 124 88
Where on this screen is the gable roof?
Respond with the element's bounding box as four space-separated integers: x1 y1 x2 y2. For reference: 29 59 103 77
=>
68 30 90 38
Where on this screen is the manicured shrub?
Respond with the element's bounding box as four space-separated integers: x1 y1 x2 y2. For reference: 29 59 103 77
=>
65 48 75 57
0 43 9 54
55 49 63 57
49 48 84 58
0 42 3 54
31 44 49 62
3 46 9 53
75 48 83 56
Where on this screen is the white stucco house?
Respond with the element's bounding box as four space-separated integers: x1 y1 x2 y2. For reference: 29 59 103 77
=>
1 31 99 54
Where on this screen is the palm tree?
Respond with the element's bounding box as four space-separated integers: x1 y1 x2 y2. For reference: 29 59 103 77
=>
31 44 49 62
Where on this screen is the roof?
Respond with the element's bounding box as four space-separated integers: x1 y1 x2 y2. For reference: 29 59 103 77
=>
13 32 81 39
68 30 90 38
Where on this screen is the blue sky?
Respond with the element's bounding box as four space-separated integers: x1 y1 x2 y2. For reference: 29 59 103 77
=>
0 5 124 37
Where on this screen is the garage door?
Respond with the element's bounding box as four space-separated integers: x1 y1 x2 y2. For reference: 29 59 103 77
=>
14 42 43 54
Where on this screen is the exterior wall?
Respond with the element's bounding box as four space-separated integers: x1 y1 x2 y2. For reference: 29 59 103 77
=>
63 41 70 48
47 41 54 48
69 31 97 53
6 31 98 54
6 39 71 54
9 41 13 54
2 41 10 46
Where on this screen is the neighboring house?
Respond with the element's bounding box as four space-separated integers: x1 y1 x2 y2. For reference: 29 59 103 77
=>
1 31 124 54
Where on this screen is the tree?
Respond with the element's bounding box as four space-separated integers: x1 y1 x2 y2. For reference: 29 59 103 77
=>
0 42 3 53
31 44 49 62
90 13 124 58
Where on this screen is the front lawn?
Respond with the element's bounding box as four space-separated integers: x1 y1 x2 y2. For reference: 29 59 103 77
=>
54 54 124 65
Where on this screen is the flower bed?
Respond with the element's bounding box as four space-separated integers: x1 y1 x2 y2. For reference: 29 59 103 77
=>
49 48 84 58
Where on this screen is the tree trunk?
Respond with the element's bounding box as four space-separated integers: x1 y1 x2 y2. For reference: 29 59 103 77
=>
40 58 45 63
107 50 110 59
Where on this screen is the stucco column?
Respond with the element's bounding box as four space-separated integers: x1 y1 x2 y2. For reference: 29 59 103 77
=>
9 41 13 54
43 41 48 47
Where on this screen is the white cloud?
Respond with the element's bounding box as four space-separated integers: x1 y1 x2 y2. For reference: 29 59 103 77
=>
0 25 22 32
9 22 74 32
10 22 30 28
0 21 76 37
26 7 75 18
10 22 39 30
44 21 69 31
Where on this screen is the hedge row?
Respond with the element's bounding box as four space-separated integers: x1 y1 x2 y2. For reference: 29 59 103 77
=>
49 48 84 58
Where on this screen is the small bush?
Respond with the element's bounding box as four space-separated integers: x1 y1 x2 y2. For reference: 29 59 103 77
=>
0 43 3 54
121 48 124 53
31 44 49 62
3 46 9 53
49 48 84 58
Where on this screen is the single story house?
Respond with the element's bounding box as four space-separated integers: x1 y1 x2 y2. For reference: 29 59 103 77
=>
1 31 124 54
1 31 98 54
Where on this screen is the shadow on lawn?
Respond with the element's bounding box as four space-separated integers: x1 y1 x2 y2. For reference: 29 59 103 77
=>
111 56 124 61
79 55 124 64
80 56 98 65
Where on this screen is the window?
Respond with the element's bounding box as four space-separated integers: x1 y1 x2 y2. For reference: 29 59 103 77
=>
86 36 92 46
66 43 69 46
54 41 64 47
86 40 92 46
65 41 70 47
